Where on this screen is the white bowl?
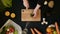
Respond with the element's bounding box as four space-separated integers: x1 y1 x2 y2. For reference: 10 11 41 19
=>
0 19 22 34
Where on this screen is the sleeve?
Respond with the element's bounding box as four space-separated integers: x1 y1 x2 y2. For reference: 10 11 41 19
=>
37 0 44 6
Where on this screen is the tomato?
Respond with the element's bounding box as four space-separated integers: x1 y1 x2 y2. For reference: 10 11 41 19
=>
9 27 14 32
6 31 9 34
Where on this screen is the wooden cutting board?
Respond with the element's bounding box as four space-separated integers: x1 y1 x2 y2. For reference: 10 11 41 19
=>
21 9 41 21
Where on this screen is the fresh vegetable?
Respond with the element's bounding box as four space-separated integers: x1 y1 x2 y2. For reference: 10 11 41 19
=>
46 25 57 34
53 31 57 34
30 13 34 17
46 27 53 33
9 27 14 32
0 25 18 34
1 0 12 7
6 31 9 34
14 30 18 34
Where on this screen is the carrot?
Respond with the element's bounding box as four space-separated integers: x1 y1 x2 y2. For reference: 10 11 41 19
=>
34 28 42 34
30 28 35 34
55 22 59 34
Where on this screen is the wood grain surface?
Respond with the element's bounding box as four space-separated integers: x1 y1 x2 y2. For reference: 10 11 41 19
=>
21 9 41 21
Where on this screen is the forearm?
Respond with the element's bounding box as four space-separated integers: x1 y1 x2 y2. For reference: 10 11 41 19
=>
34 4 41 12
35 4 41 9
23 0 28 2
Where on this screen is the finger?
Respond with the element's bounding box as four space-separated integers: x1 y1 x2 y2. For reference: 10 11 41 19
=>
33 14 36 18
30 28 35 34
34 28 42 34
33 12 37 18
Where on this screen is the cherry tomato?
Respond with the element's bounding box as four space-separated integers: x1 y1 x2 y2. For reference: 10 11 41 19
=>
9 27 14 32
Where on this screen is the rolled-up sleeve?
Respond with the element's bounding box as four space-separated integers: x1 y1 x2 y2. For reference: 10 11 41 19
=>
37 0 44 6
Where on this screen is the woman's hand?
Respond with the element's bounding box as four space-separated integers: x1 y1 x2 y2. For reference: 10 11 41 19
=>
23 0 29 9
33 4 41 17
33 9 37 17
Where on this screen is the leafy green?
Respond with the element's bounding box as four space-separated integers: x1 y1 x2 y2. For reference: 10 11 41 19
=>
0 25 15 34
14 30 18 34
1 0 12 8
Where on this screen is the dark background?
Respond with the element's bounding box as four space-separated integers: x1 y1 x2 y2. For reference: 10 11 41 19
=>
0 0 60 34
